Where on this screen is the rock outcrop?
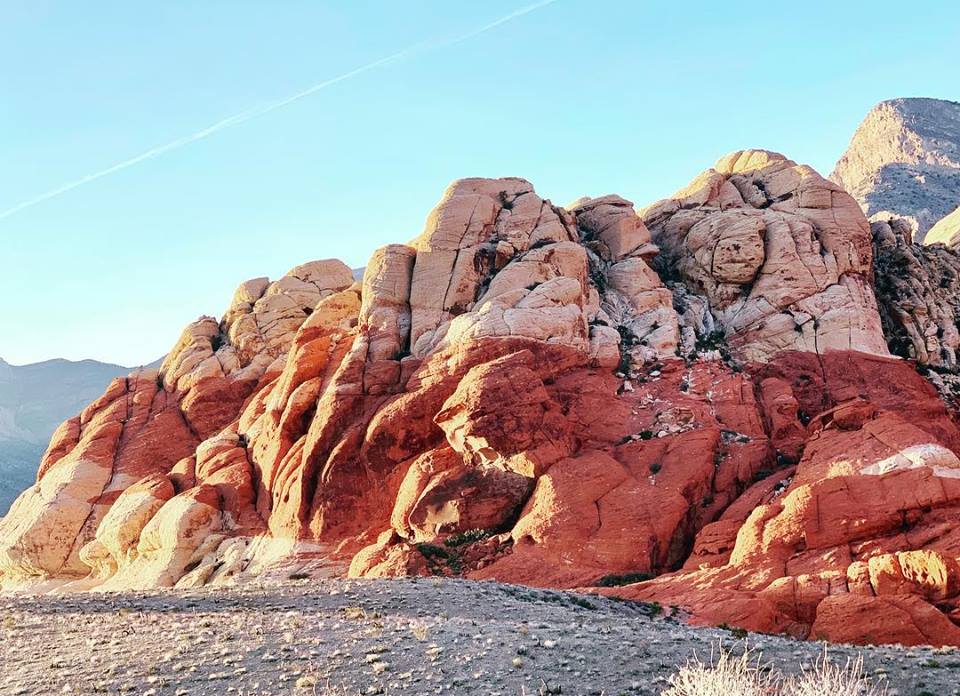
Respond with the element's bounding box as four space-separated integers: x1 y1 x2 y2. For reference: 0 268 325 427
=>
644 150 888 362
0 357 135 515
872 217 960 369
0 260 355 587
602 393 960 646
832 98 960 244
7 151 960 646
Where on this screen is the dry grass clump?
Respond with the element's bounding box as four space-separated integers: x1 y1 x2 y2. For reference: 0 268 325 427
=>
663 645 775 696
663 644 887 696
782 653 887 696
408 618 429 641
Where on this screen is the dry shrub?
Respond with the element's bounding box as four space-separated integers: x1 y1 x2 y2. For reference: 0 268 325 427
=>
663 644 887 696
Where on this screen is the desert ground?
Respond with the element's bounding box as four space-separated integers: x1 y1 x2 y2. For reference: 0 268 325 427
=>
0 578 955 695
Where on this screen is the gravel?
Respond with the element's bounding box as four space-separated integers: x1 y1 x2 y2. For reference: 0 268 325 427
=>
0 578 956 695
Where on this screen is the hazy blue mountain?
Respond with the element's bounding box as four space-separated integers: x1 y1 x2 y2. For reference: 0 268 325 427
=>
0 357 140 514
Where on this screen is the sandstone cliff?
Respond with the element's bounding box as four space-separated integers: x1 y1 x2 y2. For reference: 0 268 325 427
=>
6 151 960 647
831 97 960 243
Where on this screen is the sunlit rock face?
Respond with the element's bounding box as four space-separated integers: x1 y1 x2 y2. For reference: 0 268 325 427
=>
643 150 889 363
601 396 960 646
8 156 960 646
0 259 356 587
927 206 960 248
0 175 685 592
832 97 960 244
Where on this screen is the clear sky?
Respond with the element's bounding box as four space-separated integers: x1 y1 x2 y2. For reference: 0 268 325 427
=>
1 1 958 366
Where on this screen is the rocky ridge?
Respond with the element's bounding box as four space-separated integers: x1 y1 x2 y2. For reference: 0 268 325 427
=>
831 97 960 243
5 150 960 647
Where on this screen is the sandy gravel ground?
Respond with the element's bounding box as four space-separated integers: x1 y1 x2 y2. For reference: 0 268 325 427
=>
0 578 956 695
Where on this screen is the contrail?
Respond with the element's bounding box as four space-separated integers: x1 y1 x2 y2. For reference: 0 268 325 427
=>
0 0 560 222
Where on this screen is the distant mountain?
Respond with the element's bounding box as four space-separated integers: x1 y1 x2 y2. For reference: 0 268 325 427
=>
831 97 960 243
0 357 138 514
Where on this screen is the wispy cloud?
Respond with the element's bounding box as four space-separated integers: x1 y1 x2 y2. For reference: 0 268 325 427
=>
0 0 561 222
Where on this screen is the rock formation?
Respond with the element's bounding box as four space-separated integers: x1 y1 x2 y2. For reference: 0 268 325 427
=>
832 97 960 243
0 357 135 514
602 396 960 646
7 150 960 646
872 217 960 369
644 150 888 362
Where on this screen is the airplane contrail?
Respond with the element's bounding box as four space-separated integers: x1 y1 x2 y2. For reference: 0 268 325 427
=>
0 0 561 222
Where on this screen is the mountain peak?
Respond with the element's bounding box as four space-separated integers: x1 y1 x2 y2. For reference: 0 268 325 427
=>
876 95 960 111
831 97 960 243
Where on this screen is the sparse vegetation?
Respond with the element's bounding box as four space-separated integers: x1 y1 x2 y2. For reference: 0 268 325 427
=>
415 543 450 560
718 622 749 639
409 619 429 641
0 579 940 694
568 595 597 610
664 645 888 696
664 645 776 696
782 652 888 696
444 528 493 547
416 541 464 575
596 572 652 587
342 606 381 621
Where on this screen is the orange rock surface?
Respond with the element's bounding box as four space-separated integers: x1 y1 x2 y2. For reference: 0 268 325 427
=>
5 152 960 646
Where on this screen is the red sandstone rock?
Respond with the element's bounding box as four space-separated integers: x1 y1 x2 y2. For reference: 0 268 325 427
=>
811 594 960 646
6 161 960 649
598 373 960 645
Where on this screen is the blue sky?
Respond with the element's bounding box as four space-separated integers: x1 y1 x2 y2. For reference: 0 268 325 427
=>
1 1 957 366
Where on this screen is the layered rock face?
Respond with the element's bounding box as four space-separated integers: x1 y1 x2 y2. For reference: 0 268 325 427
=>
832 98 960 244
6 151 960 646
0 260 355 586
0 357 134 515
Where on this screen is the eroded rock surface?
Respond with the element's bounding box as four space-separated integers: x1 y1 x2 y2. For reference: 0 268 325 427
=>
8 157 960 647
601 384 960 646
873 217 960 369
643 150 888 362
